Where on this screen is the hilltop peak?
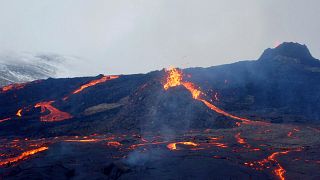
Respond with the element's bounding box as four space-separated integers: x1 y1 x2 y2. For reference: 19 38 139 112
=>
259 42 318 64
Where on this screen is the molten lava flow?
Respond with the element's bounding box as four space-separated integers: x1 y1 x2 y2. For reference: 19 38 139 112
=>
107 141 122 147
209 142 228 148
1 83 26 93
182 82 202 99
64 139 100 143
287 128 300 138
269 151 290 180
163 67 253 124
16 109 22 117
235 132 246 145
200 99 252 124
245 148 302 180
72 75 119 94
129 141 168 150
234 132 260 151
0 146 48 166
34 101 73 122
0 117 11 123
167 141 198 151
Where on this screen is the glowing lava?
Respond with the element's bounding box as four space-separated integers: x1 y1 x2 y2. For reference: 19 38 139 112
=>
167 141 198 150
107 141 122 147
72 75 119 94
287 128 300 138
64 139 100 143
34 101 73 122
0 146 48 166
163 67 253 124
210 142 228 148
163 67 183 90
245 148 302 180
1 83 26 93
16 109 22 117
235 132 246 145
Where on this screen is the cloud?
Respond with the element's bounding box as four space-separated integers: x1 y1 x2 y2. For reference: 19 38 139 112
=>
0 0 319 76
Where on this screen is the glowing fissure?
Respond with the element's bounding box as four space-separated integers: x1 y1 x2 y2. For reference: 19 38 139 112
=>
1 83 26 93
245 148 302 180
0 146 48 166
235 132 246 145
107 141 122 147
235 132 260 151
34 101 72 122
287 128 300 138
167 141 198 151
72 75 119 94
64 139 100 143
129 141 168 150
163 67 253 124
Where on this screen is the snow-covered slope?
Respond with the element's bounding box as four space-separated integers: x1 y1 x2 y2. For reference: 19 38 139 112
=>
0 52 78 87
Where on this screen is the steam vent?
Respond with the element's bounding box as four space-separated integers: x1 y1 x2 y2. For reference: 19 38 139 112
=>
1 43 320 180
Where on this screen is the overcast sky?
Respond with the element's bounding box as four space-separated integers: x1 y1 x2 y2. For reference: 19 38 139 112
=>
0 0 319 76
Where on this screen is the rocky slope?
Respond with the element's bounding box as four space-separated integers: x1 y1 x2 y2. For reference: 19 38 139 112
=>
1 42 320 180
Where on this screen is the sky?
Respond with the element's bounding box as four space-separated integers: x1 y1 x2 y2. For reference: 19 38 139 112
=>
0 0 320 76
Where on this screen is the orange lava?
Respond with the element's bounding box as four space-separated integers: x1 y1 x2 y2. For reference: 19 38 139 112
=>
235 132 260 151
209 142 228 148
1 83 26 93
0 146 48 166
72 75 119 94
34 101 73 122
269 151 290 180
167 141 198 150
287 128 300 138
163 67 254 124
235 132 246 144
16 109 22 117
245 148 302 180
163 67 183 90
64 139 100 143
129 141 168 150
107 141 122 147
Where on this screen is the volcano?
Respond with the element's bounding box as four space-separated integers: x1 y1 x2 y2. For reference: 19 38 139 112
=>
0 42 320 180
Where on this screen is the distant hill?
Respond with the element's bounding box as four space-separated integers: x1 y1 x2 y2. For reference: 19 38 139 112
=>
0 52 76 87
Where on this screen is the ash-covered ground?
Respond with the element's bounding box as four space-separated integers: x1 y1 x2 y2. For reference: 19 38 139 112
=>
1 123 320 180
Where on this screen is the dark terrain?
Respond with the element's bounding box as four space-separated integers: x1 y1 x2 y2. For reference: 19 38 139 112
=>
0 42 320 180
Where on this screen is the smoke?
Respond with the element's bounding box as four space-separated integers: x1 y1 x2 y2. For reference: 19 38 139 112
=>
125 149 164 167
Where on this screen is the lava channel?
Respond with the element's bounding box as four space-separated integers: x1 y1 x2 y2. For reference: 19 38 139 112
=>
72 75 119 94
0 146 48 167
34 101 73 122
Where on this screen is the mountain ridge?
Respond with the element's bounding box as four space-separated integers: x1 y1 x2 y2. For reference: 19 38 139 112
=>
1 42 320 138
